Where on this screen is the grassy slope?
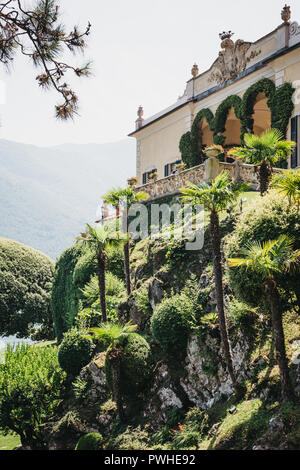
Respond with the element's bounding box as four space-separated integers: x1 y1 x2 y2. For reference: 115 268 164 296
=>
0 433 20 450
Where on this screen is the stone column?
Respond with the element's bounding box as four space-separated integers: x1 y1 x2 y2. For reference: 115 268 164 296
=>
205 157 220 183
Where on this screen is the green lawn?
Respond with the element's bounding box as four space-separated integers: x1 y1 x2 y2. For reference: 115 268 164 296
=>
0 432 20 450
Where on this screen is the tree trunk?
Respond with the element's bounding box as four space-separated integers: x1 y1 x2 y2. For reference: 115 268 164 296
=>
265 279 295 402
97 250 107 323
210 210 239 393
259 161 272 196
122 207 131 296
110 350 125 422
124 241 131 296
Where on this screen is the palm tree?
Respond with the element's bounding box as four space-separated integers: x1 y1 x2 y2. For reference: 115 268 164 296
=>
229 129 296 196
271 169 300 210
180 171 246 394
103 186 149 295
228 235 300 401
90 321 138 422
77 224 123 323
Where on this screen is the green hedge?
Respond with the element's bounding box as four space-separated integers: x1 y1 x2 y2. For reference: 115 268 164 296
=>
51 241 125 342
0 237 54 338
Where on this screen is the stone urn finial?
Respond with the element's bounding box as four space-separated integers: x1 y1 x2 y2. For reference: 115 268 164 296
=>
137 105 144 119
136 105 144 129
191 63 199 78
281 4 291 24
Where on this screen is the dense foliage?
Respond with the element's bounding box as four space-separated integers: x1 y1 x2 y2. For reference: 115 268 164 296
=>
81 272 126 306
0 344 65 449
105 333 151 396
89 322 137 353
226 190 300 308
51 241 125 341
0 237 54 338
58 328 95 376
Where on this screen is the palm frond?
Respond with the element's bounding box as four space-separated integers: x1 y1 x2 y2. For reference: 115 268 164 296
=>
180 171 245 213
228 235 298 279
271 169 300 205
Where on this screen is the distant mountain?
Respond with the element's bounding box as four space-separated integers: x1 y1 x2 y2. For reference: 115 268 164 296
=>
0 139 136 259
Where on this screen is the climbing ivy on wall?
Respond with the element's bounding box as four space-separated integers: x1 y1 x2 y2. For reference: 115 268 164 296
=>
239 78 276 136
270 82 295 136
179 109 215 168
213 95 242 146
179 131 199 169
179 78 295 167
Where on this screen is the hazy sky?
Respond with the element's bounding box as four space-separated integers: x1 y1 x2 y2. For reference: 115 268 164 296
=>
0 0 300 147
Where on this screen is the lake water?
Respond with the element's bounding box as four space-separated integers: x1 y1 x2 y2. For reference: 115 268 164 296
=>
0 335 33 350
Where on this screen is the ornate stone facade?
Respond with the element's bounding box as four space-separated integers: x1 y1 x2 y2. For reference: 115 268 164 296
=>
209 32 261 85
130 5 300 183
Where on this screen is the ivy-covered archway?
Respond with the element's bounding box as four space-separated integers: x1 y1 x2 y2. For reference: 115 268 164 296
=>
179 109 215 168
191 108 215 153
179 78 295 168
240 78 275 137
213 95 242 146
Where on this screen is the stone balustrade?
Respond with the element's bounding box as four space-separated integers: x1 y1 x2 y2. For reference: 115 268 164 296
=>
135 158 284 200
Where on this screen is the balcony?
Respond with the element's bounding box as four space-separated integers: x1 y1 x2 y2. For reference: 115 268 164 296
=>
135 158 283 201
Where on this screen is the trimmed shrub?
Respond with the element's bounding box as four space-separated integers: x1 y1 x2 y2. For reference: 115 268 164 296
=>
225 190 300 308
51 243 91 342
105 333 151 396
58 328 95 376
150 294 195 349
0 237 54 338
75 433 103 450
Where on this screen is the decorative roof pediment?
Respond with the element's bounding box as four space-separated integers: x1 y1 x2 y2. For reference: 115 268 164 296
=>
208 32 261 85
290 21 300 46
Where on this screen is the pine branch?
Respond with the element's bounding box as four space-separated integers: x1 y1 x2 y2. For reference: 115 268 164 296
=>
0 0 91 119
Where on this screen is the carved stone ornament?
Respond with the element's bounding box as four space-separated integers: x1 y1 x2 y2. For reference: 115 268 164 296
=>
290 21 300 38
281 4 291 24
209 32 261 85
191 63 199 78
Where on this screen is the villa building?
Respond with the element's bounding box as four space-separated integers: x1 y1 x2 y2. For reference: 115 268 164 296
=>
129 5 300 200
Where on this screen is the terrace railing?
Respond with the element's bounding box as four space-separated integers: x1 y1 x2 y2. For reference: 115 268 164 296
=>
135 158 283 200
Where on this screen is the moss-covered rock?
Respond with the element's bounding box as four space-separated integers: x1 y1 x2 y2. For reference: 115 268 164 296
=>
75 432 103 450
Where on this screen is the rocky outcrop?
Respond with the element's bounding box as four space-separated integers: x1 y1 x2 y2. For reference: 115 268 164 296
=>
117 296 149 330
180 331 250 409
142 330 251 424
79 352 108 404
